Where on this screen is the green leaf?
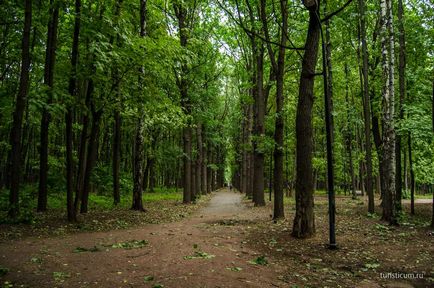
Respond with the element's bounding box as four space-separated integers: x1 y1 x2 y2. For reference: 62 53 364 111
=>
249 256 268 266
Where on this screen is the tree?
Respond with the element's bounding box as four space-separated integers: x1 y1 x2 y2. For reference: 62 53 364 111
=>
292 0 321 238
379 0 397 224
7 0 32 219
131 0 148 212
66 0 82 221
358 0 374 213
38 0 59 212
395 0 406 213
259 0 288 218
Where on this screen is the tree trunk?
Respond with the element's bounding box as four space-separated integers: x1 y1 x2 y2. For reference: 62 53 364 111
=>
380 0 397 224
260 0 287 218
131 0 147 212
8 0 32 219
292 3 320 238
112 0 124 206
395 0 406 213
65 0 81 222
80 108 102 213
344 64 357 199
197 124 203 195
38 0 59 212
408 133 415 215
74 81 91 214
112 110 121 204
358 0 374 213
252 43 266 207
431 77 434 228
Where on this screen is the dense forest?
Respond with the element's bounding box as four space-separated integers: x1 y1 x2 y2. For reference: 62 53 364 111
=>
1 0 433 232
0 0 433 287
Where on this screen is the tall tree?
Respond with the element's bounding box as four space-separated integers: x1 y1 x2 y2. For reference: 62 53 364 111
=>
292 0 320 238
380 0 397 224
131 0 147 211
38 0 59 212
395 0 406 213
259 0 288 218
8 0 32 218
358 0 374 214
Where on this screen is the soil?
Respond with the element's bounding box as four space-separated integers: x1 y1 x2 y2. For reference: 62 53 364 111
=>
0 189 433 288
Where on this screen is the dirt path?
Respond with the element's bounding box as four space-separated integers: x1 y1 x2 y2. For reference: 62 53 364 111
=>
0 189 283 288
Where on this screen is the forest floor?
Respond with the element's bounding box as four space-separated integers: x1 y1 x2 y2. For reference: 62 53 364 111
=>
0 189 433 288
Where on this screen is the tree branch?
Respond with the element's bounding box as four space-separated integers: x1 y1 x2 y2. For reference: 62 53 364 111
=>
321 0 353 23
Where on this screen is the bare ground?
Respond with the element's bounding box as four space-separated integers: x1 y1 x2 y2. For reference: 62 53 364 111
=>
0 189 433 288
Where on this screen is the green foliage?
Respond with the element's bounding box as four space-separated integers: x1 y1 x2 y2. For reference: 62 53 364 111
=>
111 239 148 249
249 256 268 266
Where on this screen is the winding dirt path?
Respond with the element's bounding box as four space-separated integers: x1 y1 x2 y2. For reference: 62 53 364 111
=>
0 189 283 287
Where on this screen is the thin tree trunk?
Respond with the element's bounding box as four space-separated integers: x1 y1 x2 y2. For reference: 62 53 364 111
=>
408 133 415 215
38 0 59 212
292 2 320 238
112 0 124 206
113 110 121 204
344 64 357 198
80 108 102 213
358 0 374 213
197 124 203 195
252 39 266 206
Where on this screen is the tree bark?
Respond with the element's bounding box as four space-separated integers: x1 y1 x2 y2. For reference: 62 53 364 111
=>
252 43 266 206
38 0 59 212
113 110 121 204
65 0 81 222
197 124 203 195
8 0 32 219
358 0 374 213
380 0 397 224
132 0 148 211
80 107 102 213
408 133 415 215
395 0 406 213
292 2 320 238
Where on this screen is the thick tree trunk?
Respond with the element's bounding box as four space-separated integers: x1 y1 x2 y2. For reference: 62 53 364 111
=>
380 0 397 224
292 4 320 238
38 0 59 212
131 0 147 212
174 2 192 203
8 0 32 219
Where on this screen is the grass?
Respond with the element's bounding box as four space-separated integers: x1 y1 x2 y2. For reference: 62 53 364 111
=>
0 184 184 223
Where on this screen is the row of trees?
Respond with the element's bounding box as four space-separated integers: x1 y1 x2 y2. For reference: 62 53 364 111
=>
1 0 433 234
0 0 232 221
225 0 433 236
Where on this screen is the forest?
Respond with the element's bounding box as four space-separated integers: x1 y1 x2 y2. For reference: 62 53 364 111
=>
0 0 433 287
